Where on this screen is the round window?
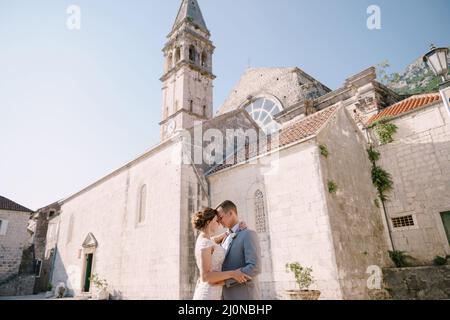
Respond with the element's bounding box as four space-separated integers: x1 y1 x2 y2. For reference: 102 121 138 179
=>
245 98 282 134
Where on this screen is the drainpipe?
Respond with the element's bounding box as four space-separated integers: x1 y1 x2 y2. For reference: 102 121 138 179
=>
380 198 395 251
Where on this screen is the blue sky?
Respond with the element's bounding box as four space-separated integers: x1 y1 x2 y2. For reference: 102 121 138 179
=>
0 0 449 210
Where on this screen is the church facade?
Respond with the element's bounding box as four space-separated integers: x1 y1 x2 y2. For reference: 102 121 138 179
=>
47 0 450 300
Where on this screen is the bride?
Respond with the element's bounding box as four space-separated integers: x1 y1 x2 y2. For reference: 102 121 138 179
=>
192 208 251 300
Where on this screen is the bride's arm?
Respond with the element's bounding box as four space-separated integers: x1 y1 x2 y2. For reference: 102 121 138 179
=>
199 247 251 285
211 221 248 245
211 231 229 245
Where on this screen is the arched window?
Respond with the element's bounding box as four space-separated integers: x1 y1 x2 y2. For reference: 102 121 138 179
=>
138 185 147 224
189 45 196 63
201 52 208 67
189 100 194 113
245 97 282 134
255 190 267 233
66 214 74 244
175 47 181 62
203 105 207 117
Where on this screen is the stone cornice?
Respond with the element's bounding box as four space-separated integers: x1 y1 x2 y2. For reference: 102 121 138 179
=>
275 67 402 122
160 60 216 81
159 109 209 126
169 18 210 38
164 27 214 51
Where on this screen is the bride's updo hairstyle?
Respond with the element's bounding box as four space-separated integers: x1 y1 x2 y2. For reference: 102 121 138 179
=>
192 208 217 231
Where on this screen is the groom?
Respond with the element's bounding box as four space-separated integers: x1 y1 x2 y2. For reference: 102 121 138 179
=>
216 200 261 300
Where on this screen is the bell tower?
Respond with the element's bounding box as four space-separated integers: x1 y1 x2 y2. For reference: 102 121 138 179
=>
160 0 215 141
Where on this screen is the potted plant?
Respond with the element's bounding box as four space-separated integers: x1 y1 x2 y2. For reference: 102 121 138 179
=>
89 273 109 300
285 262 321 300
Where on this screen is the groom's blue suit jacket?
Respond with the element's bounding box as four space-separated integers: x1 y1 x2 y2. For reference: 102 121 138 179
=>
221 229 262 300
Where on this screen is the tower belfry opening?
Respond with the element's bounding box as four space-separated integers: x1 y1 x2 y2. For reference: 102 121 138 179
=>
159 0 216 141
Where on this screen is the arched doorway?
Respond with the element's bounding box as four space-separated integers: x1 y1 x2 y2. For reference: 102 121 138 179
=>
81 233 98 293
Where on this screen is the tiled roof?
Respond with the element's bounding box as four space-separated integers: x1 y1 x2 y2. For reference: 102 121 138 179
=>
367 92 441 125
0 195 33 213
278 104 339 147
207 105 339 175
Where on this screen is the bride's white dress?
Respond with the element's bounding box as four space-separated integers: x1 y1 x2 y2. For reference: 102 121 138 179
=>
193 237 226 300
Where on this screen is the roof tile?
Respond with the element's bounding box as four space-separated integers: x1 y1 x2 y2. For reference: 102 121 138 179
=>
0 196 33 213
367 92 441 125
207 105 339 175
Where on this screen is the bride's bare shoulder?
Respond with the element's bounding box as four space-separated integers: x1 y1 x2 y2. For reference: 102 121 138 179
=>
196 236 214 249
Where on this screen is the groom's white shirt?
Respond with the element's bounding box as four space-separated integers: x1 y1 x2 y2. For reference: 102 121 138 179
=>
222 222 240 251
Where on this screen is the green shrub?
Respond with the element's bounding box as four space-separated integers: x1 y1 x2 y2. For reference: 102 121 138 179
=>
372 166 394 201
89 273 108 289
286 262 314 291
319 145 329 158
367 147 380 162
369 118 398 145
433 256 448 266
328 181 338 194
388 250 412 268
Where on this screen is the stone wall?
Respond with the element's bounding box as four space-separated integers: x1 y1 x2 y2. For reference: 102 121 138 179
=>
32 211 51 293
317 107 391 299
52 140 184 299
208 141 343 300
16 275 36 296
218 67 330 115
179 164 209 299
0 209 31 296
384 265 450 300
374 102 450 263
160 66 214 140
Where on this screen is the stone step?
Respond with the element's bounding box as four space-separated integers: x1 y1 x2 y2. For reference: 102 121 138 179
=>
75 292 92 300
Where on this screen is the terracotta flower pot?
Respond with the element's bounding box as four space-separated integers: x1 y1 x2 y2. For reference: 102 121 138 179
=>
284 290 321 300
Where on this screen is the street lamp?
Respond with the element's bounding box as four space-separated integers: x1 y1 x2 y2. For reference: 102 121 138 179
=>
423 45 449 82
423 45 450 119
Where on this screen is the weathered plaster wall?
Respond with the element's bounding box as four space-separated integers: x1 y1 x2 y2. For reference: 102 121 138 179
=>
317 106 391 299
209 141 343 300
52 141 183 299
218 68 330 115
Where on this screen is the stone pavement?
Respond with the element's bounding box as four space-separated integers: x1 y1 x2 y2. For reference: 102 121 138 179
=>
0 293 81 300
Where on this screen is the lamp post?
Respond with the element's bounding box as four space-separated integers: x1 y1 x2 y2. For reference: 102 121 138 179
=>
423 45 450 119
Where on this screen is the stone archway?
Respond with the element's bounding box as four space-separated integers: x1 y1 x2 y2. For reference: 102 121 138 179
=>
81 233 98 293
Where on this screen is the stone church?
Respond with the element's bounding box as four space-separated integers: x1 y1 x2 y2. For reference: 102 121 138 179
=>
45 0 450 300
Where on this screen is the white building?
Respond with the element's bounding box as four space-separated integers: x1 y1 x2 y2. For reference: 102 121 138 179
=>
47 0 450 300
0 196 34 296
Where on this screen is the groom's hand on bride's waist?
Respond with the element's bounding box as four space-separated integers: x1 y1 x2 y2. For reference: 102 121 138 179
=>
225 279 253 288
225 279 238 288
